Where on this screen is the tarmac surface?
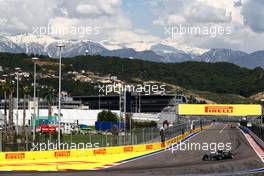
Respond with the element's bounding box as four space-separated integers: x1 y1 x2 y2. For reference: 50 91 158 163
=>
3 123 264 176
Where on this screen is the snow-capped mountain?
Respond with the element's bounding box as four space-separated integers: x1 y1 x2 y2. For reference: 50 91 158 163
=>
161 40 208 57
62 40 108 58
195 48 247 63
8 34 56 46
2 34 196 62
234 50 264 69
1 34 264 69
7 34 108 58
0 36 24 53
100 39 124 50
150 44 192 62
100 48 164 62
19 42 46 56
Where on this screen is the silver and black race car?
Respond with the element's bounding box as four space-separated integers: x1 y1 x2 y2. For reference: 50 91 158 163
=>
202 150 234 161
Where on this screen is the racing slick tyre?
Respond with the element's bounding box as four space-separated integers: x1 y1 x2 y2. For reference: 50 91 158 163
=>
202 154 209 161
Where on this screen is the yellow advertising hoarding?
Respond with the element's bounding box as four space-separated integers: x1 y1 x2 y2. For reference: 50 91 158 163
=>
178 104 262 116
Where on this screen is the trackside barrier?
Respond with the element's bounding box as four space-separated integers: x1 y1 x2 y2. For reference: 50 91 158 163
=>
165 125 211 146
240 126 264 150
0 125 211 162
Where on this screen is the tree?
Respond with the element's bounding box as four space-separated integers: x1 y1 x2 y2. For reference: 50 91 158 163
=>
1 80 15 143
43 87 57 116
0 82 8 133
97 110 119 122
22 85 31 142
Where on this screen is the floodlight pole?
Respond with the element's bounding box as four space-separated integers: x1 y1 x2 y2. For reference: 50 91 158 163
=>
15 67 21 134
56 43 65 149
32 58 39 140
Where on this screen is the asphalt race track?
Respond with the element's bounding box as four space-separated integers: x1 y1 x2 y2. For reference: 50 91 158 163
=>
3 123 264 176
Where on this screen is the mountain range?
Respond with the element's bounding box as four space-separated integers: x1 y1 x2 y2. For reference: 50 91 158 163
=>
0 34 263 69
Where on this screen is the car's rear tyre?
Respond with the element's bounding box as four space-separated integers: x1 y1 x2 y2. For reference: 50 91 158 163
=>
202 154 209 161
229 154 234 159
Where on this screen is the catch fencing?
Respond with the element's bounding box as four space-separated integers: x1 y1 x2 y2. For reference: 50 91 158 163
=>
0 120 210 152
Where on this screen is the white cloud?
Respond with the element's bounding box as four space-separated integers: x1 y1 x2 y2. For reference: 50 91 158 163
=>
0 0 157 46
1 0 263 53
152 0 233 26
153 15 186 26
76 4 101 16
150 0 264 52
184 1 232 23
0 0 56 34
102 29 159 51
241 0 264 33
74 0 121 17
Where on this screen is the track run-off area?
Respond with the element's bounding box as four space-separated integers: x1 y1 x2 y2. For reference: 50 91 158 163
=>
1 123 264 176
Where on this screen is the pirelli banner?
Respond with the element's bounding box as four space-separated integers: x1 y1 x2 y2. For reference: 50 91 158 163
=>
178 104 262 116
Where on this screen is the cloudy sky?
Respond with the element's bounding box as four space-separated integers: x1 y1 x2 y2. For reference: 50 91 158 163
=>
0 0 263 52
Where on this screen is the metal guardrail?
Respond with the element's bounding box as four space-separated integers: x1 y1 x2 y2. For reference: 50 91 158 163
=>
239 123 264 150
239 122 264 141
248 128 264 150
247 123 264 141
248 123 264 142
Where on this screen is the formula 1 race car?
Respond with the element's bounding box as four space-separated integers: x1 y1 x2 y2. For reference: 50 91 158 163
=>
230 124 236 128
202 150 234 161
228 124 236 128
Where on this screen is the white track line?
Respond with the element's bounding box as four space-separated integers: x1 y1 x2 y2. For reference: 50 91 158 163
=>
106 131 204 169
220 124 228 133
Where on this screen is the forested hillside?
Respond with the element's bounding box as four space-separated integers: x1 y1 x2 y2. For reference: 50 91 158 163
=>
0 52 263 102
